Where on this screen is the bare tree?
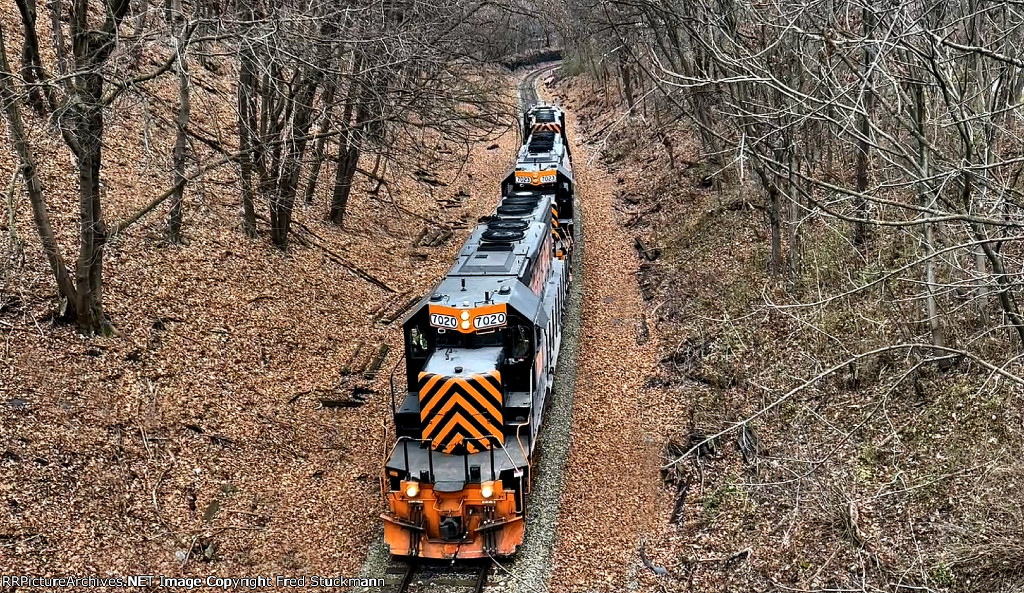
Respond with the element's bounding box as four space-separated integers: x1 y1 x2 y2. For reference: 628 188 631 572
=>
0 23 76 309
559 0 1024 348
3 0 513 331
553 1 1024 586
1 0 202 334
232 0 509 241
167 24 191 243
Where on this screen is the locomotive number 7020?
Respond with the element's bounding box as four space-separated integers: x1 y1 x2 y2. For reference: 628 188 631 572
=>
473 312 507 330
429 313 458 328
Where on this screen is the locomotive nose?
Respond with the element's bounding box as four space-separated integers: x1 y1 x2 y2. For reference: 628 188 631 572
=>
382 479 523 558
417 352 505 455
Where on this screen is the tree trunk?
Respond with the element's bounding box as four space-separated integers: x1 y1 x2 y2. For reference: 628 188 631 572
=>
972 35 994 328
167 41 189 243
262 66 287 245
328 53 363 226
66 0 130 335
237 44 258 237
302 79 337 205
788 151 800 276
271 67 321 248
14 0 53 111
49 0 67 75
768 183 781 277
73 86 110 334
329 138 361 227
913 83 946 360
852 5 875 251
975 226 1024 344
619 61 634 110
974 245 989 327
0 22 77 308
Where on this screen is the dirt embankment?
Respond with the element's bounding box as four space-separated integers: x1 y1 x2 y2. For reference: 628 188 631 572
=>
0 12 521 579
542 72 1024 593
535 76 673 593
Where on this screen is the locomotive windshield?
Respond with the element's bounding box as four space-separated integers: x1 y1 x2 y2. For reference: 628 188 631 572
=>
520 155 557 164
429 323 534 355
434 328 504 348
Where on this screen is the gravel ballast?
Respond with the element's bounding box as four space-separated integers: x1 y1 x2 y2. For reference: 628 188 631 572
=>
490 66 586 593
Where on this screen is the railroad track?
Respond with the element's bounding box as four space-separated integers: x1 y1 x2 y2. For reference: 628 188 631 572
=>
519 63 559 112
384 559 491 593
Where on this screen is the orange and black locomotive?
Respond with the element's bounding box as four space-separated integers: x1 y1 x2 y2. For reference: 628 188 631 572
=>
381 104 576 559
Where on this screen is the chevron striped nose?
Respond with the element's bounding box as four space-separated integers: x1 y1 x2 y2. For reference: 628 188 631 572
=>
532 122 562 134
418 371 504 454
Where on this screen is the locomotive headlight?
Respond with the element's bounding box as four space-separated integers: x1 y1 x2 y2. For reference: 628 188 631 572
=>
405 482 419 498
461 320 471 329
460 311 470 321
480 483 495 499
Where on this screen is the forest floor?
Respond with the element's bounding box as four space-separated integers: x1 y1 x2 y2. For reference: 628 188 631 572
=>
4 17 1023 588
543 73 1024 593
538 77 674 592
0 7 523 579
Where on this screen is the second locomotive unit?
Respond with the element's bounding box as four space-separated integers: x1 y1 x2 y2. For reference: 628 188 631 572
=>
380 103 576 559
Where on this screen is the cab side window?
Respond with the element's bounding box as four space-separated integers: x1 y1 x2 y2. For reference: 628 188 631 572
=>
511 325 530 359
409 326 429 357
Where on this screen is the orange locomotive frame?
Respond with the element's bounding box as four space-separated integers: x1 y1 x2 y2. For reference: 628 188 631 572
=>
381 480 525 559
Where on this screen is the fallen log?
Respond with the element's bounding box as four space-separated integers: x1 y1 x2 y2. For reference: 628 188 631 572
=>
634 236 661 261
427 229 453 247
380 297 420 325
363 343 391 379
340 341 365 376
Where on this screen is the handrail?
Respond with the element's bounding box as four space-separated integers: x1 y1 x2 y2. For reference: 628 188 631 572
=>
529 358 534 417
389 437 434 482
379 418 389 499
513 417 531 502
388 356 405 418
387 435 514 486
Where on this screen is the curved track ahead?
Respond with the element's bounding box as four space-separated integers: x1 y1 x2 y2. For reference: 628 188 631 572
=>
519 63 559 112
